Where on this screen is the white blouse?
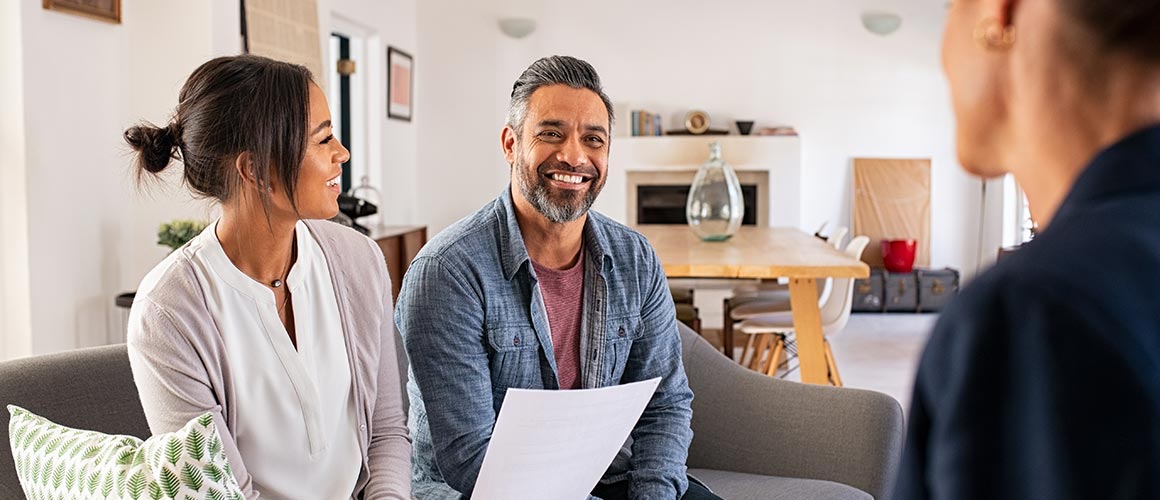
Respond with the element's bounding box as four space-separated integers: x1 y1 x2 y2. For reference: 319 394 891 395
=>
160 221 362 499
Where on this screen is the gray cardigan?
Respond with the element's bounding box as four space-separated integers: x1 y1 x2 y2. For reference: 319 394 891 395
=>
127 219 411 499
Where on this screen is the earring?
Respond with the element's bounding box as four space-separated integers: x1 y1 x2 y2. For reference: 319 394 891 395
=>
974 17 1015 50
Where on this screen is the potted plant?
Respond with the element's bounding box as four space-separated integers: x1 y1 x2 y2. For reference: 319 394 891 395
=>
157 219 209 252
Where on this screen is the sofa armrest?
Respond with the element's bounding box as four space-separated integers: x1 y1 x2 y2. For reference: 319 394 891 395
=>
679 324 903 499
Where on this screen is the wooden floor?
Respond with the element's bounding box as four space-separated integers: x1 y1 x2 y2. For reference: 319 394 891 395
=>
700 313 936 412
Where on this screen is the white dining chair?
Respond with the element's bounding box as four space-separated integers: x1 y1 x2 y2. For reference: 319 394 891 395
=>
737 235 870 386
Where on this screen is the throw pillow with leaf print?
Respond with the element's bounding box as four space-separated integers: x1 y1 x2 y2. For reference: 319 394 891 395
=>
7 406 243 500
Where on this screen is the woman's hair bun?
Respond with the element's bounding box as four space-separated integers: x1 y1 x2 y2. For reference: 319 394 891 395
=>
124 122 180 174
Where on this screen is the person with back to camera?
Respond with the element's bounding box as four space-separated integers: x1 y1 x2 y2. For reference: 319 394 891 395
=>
896 0 1160 499
124 54 411 499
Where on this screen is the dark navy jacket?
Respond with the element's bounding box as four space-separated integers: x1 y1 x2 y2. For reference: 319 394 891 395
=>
895 125 1160 500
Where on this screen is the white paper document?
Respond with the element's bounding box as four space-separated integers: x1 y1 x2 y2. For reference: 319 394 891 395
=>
471 377 663 500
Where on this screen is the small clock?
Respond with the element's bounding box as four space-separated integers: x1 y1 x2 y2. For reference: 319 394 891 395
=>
684 110 710 135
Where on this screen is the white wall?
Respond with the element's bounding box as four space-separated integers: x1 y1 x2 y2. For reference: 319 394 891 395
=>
417 0 986 276
10 0 236 358
415 0 527 232
1 0 33 361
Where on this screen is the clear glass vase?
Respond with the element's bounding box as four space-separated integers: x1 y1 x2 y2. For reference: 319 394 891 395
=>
686 141 744 241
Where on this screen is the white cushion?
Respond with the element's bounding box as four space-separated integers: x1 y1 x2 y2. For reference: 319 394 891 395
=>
738 311 797 333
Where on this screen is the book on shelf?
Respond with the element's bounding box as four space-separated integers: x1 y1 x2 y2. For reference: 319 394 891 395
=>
630 109 663 136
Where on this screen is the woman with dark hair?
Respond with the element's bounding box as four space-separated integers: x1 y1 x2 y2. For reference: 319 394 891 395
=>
124 55 410 499
896 0 1160 499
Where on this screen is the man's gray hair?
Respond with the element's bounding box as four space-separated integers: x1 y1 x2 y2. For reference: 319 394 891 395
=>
506 55 614 136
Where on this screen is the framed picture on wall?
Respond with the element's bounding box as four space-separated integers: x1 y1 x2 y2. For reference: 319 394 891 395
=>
387 46 413 122
43 0 121 23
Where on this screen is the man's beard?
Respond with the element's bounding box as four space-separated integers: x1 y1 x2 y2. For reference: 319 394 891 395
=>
515 154 604 224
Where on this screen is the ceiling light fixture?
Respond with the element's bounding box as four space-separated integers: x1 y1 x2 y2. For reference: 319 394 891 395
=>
498 17 536 39
861 11 903 36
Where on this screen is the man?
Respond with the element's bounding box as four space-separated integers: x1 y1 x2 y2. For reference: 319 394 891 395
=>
396 56 717 499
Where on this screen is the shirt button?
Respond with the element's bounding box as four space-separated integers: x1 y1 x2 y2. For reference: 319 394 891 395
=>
618 326 626 337
360 424 366 431
513 335 521 346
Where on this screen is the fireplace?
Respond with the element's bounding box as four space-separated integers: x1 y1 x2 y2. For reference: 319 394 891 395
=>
625 170 770 227
637 184 759 225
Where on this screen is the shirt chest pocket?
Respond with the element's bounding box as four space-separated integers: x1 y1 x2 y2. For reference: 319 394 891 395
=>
604 316 639 385
486 325 540 395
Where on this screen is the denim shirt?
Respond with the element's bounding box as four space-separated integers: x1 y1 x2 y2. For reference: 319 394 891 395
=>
396 189 694 499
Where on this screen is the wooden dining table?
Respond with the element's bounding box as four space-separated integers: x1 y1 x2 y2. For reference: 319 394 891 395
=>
634 225 870 385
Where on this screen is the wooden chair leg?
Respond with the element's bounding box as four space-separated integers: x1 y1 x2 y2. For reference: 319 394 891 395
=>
749 334 772 371
765 336 785 377
824 339 843 387
741 333 757 367
759 335 780 375
746 334 763 371
760 334 776 373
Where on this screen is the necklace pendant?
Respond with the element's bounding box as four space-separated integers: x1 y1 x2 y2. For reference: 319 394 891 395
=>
271 279 283 288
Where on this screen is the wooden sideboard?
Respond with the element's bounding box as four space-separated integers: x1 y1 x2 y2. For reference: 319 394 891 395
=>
372 225 428 304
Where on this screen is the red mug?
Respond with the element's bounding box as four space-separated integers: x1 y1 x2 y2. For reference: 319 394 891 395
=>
881 239 917 273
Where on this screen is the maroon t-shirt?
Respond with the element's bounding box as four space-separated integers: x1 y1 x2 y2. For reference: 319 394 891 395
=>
531 248 585 390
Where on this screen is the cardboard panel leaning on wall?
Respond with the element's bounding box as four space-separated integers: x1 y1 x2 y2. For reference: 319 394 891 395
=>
853 158 931 267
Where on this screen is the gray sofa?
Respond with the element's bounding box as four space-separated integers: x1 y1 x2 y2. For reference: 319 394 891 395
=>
0 324 903 499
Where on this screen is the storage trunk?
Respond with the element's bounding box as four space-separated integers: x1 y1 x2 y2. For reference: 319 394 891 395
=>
853 268 885 312
917 268 960 312
883 270 918 312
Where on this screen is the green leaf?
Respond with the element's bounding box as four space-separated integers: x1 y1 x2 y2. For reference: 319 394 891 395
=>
185 429 205 462
28 424 46 450
44 435 64 455
65 467 77 490
52 459 66 488
10 421 26 445
86 469 101 493
149 481 163 500
207 487 226 500
208 434 222 457
11 427 25 451
180 462 204 491
160 467 181 498
127 469 147 499
203 462 224 483
102 468 115 496
32 430 51 452
197 413 214 428
117 448 136 465
157 219 209 251
82 444 103 460
117 465 128 494
16 457 29 485
58 437 82 460
165 438 182 465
